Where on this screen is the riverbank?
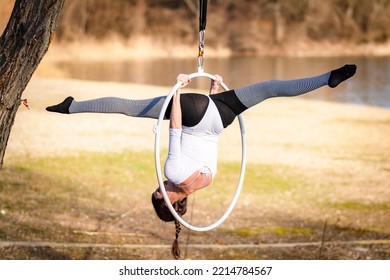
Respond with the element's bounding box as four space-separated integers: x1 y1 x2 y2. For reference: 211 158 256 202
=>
42 38 390 65
35 39 390 85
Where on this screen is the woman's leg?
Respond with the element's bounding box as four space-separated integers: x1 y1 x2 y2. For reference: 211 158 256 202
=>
211 64 356 128
234 64 356 110
46 93 210 125
46 96 167 119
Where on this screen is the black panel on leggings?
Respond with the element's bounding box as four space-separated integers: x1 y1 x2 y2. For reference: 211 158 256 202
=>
164 93 210 127
210 90 248 128
164 90 247 129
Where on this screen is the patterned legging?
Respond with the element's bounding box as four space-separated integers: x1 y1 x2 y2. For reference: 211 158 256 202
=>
68 72 330 128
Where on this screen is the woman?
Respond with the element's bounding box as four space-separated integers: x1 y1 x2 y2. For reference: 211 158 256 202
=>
46 64 357 258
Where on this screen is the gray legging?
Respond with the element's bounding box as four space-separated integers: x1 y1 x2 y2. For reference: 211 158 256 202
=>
68 72 331 128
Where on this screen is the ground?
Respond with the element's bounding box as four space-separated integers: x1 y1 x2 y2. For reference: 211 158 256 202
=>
1 77 390 260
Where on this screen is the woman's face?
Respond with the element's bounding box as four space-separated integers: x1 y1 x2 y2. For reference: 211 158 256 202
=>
153 180 185 204
153 180 174 199
153 187 163 200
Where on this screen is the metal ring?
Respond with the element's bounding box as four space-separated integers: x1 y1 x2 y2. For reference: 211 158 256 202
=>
154 72 246 232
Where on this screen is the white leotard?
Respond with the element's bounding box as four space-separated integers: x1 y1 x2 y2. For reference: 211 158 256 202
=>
164 96 224 185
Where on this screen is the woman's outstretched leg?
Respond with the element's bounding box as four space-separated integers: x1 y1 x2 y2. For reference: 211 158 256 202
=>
234 64 356 109
46 96 167 119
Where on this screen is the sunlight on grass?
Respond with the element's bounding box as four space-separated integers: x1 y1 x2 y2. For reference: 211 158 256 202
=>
223 227 313 237
1 150 390 259
243 164 298 193
331 201 390 211
0 150 312 259
1 150 304 231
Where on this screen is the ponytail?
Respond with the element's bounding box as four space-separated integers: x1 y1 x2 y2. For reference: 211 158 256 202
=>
171 219 182 259
151 188 187 259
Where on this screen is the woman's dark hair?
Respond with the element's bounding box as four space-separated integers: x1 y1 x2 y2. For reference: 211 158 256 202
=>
151 189 187 259
151 191 187 222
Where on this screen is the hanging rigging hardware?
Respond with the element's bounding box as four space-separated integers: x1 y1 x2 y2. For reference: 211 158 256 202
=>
197 0 208 73
197 30 205 73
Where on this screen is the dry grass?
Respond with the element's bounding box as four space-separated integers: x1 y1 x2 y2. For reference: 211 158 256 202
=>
1 77 390 260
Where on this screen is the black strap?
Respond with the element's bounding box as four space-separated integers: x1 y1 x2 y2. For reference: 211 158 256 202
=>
199 0 208 31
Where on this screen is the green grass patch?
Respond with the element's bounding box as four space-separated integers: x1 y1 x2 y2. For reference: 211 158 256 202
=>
1 150 307 222
223 227 313 237
241 163 301 194
331 201 390 211
2 150 390 259
1 150 306 235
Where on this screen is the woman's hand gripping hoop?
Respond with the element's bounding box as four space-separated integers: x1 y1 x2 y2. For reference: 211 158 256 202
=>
153 72 247 232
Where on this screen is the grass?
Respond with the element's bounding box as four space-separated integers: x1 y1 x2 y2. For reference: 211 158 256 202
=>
0 150 301 226
331 201 390 211
1 150 390 260
242 164 298 193
223 227 313 237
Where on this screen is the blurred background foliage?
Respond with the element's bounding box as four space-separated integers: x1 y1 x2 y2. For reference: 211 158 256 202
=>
1 0 390 55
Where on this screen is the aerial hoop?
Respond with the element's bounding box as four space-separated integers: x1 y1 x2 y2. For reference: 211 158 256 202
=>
153 72 246 232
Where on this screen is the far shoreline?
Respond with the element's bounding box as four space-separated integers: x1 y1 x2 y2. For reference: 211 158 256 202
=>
44 38 390 63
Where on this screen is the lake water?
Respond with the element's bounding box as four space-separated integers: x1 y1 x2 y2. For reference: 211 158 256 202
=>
57 56 390 108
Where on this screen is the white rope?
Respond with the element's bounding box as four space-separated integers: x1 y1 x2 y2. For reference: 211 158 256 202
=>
153 72 246 232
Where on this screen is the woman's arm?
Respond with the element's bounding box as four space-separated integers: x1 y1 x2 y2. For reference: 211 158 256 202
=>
209 74 223 95
164 74 191 184
170 74 191 128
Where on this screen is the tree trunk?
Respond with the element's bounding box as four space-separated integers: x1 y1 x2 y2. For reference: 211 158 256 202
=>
0 0 65 167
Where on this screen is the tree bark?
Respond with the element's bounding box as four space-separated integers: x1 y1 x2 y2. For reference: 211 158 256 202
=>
0 0 65 167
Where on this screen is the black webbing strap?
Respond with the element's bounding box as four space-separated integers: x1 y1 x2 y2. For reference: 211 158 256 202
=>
199 0 208 31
